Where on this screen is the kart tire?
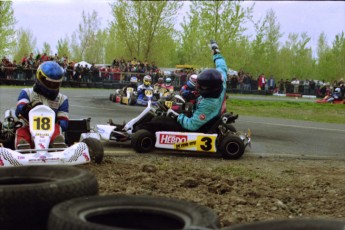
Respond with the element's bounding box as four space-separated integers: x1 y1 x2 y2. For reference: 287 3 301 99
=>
82 138 104 164
219 134 245 160
109 93 113 101
48 195 220 230
0 166 98 230
227 124 237 132
128 95 136 105
112 94 118 102
131 129 155 153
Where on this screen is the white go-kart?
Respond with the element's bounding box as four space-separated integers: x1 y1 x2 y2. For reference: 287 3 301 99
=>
0 105 104 167
95 94 251 160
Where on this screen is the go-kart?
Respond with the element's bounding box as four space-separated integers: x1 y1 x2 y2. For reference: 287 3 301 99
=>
0 105 104 167
153 85 175 101
110 87 138 105
316 95 345 104
95 94 251 159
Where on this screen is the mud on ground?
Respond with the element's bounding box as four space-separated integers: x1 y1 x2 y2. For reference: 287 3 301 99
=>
78 151 345 228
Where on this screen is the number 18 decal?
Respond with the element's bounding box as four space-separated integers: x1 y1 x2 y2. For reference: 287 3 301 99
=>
196 135 216 152
33 116 53 131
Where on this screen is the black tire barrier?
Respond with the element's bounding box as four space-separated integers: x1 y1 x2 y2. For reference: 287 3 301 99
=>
0 166 99 230
222 218 345 230
48 194 220 230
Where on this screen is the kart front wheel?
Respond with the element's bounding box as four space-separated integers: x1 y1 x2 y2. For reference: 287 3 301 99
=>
82 138 104 164
109 93 113 101
128 95 136 105
219 134 244 160
131 129 155 153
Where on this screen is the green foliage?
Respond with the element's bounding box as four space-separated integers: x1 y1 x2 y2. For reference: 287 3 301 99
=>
0 1 16 56
109 0 182 65
42 42 51 56
12 28 36 63
57 36 71 59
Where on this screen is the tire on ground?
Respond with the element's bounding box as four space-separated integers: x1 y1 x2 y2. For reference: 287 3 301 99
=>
131 129 156 153
0 166 98 230
219 134 245 160
82 137 104 164
48 194 220 230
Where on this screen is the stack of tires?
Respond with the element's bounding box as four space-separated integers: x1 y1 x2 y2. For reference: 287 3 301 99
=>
0 166 220 230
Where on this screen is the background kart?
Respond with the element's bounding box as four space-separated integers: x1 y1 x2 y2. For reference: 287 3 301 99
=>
316 96 345 104
109 87 138 105
0 105 104 167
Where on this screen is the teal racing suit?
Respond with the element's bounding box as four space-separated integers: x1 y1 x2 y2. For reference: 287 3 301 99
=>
177 54 228 131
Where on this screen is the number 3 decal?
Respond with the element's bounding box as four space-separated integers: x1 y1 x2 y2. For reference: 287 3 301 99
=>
196 135 216 152
200 137 212 151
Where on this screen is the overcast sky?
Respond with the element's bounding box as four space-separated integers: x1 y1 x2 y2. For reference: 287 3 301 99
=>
11 0 345 57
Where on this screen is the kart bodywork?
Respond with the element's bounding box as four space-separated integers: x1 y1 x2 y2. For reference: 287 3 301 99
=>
0 105 104 167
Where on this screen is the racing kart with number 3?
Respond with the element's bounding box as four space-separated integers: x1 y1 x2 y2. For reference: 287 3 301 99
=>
95 94 251 159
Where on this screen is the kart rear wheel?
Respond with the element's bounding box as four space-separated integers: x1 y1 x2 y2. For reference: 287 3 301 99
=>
82 138 104 164
48 195 220 230
0 166 98 230
131 129 155 153
109 93 113 101
219 134 244 160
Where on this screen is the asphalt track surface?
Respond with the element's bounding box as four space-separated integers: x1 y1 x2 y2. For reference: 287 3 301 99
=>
1 87 344 160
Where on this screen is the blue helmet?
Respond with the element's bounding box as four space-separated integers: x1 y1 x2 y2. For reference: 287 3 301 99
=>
33 61 64 100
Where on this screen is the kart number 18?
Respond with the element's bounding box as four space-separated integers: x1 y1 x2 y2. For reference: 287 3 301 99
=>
33 116 53 131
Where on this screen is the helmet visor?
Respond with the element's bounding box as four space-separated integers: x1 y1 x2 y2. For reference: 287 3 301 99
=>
37 68 62 90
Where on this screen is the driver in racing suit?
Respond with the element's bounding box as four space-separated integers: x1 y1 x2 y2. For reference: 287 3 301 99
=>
136 75 153 106
137 40 228 132
122 76 138 95
179 74 199 104
327 87 343 103
15 61 69 149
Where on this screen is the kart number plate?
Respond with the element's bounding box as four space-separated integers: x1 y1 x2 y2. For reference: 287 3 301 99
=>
145 90 153 97
32 116 53 131
165 101 173 108
171 134 216 152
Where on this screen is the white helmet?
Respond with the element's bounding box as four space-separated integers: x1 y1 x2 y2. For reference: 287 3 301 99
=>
130 76 138 83
143 75 152 86
335 88 341 93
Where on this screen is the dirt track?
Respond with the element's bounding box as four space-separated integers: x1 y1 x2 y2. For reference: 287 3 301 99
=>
78 151 345 228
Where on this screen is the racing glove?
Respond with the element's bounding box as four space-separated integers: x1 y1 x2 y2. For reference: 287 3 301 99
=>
209 40 220 54
21 101 43 120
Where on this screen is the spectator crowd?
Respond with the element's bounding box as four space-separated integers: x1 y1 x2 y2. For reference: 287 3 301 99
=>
1 53 344 98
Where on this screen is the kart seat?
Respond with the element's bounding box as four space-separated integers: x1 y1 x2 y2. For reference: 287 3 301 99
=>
197 115 221 134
